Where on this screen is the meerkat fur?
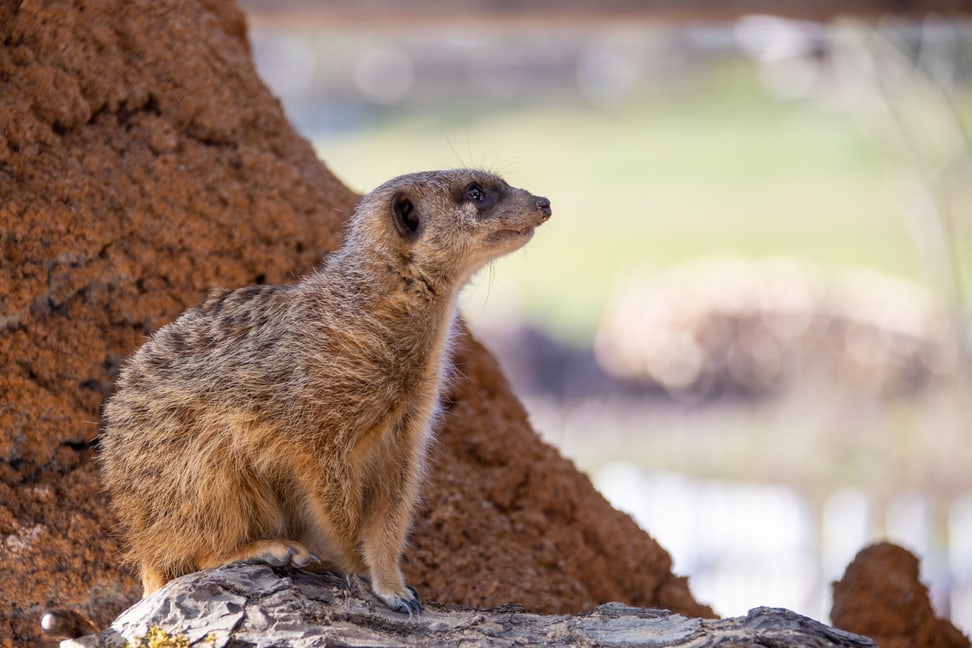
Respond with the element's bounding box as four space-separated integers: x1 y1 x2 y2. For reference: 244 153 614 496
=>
99 169 552 615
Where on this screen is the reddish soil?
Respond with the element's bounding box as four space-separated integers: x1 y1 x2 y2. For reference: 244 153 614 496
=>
832 542 970 648
1 1 711 645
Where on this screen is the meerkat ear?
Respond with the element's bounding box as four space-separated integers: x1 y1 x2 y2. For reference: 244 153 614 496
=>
392 193 420 237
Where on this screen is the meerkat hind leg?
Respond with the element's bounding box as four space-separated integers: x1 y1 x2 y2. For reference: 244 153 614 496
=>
139 564 169 597
197 539 321 571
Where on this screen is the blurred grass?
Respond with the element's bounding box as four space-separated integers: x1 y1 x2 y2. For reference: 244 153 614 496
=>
314 61 960 343
307 51 972 629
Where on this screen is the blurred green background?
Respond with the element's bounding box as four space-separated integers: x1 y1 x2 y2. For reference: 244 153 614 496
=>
244 9 972 631
318 67 930 341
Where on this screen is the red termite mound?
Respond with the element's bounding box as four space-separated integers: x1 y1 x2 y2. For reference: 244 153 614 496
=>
832 542 969 648
0 1 710 644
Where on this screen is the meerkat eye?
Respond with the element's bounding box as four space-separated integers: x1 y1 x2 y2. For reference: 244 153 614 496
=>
465 183 484 202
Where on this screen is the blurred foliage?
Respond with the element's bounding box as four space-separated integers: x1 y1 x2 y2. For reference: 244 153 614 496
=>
315 58 971 343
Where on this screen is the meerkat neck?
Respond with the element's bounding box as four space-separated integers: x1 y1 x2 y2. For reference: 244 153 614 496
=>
328 237 459 304
304 244 461 349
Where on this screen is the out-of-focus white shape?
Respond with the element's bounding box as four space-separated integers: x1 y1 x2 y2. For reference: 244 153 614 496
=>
949 494 972 634
576 42 638 107
822 488 872 579
735 15 817 62
594 463 818 617
735 15 827 98
252 33 317 99
353 47 415 105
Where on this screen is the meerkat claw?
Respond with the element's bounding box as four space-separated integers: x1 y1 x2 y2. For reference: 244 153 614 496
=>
390 593 423 617
373 583 422 616
402 585 423 616
290 549 320 568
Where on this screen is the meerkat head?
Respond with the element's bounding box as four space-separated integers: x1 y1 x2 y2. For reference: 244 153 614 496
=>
349 169 551 288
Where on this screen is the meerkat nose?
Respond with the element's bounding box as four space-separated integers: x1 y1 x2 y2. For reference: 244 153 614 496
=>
535 196 552 219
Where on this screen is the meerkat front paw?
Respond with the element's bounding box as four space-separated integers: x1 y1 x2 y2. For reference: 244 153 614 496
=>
371 581 423 616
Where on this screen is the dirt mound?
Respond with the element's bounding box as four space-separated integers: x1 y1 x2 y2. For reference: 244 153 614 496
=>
832 542 969 648
0 1 710 644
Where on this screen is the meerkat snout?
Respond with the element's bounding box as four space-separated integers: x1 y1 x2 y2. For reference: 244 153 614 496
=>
536 196 552 219
100 168 548 617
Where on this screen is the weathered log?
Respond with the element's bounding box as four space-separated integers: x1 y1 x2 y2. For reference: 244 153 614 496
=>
64 562 876 648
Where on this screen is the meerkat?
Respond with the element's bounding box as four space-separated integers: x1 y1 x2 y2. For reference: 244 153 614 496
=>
98 169 551 616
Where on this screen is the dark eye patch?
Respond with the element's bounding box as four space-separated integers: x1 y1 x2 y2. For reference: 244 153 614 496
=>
465 183 484 202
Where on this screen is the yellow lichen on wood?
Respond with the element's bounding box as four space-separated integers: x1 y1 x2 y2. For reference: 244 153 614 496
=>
126 626 215 648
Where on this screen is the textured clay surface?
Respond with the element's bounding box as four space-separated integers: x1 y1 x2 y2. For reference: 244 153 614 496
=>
831 542 970 648
1 2 711 645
